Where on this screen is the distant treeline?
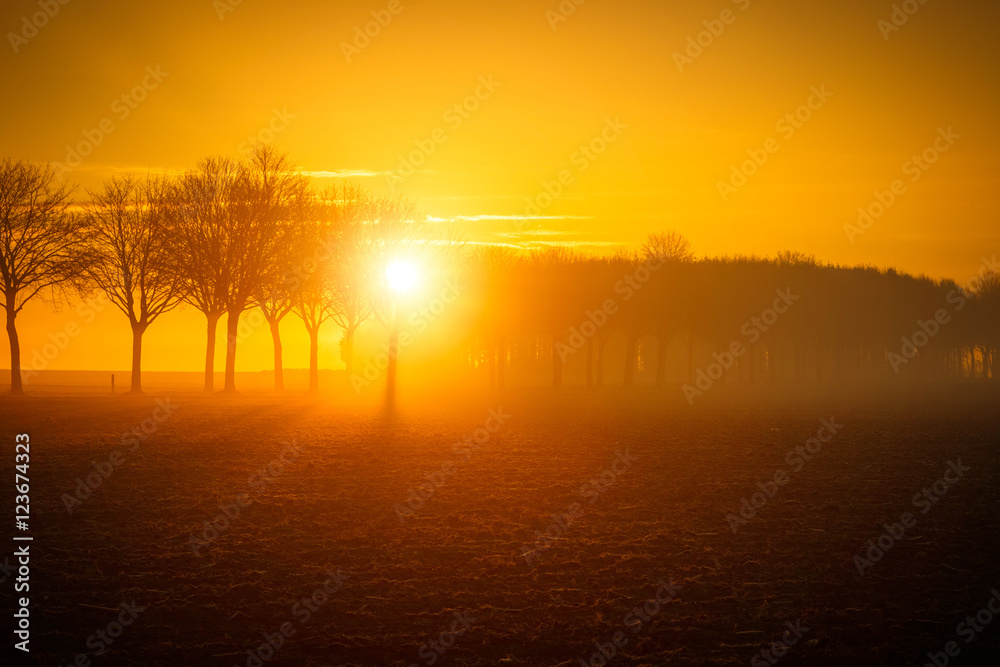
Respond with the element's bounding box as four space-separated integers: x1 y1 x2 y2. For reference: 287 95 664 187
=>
459 242 999 394
1 151 997 399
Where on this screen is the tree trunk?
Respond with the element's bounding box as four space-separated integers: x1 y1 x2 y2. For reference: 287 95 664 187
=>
769 341 779 383
385 323 398 410
655 333 669 388
596 337 606 388
269 318 284 392
586 336 594 389
204 311 220 393
623 335 637 389
6 307 23 395
308 325 320 394
716 343 727 388
497 333 506 390
344 325 356 384
687 333 695 383
551 335 562 390
488 335 496 389
130 321 146 393
223 309 240 393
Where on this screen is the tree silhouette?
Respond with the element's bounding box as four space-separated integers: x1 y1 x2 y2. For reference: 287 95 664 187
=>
251 162 312 392
325 184 378 383
4 147 997 394
469 245 519 391
0 159 84 394
220 146 306 393
81 175 183 393
641 231 693 387
364 196 420 410
168 157 239 392
291 216 336 394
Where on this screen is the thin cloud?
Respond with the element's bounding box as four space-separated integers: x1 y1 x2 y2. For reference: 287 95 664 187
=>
303 169 387 178
426 214 593 223
496 229 572 237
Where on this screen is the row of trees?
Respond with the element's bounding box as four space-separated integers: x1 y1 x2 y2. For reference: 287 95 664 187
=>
3 151 997 397
0 150 422 396
460 240 1000 389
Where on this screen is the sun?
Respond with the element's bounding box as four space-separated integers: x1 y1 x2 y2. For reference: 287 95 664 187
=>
385 260 420 295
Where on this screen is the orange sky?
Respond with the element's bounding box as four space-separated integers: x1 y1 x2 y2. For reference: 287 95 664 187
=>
2 0 998 374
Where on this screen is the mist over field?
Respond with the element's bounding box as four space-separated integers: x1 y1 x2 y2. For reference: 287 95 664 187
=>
3 0 1000 665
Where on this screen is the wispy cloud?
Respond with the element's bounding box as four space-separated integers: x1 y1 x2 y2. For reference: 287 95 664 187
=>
303 169 389 178
54 163 185 176
426 214 593 223
495 229 571 237
523 240 624 249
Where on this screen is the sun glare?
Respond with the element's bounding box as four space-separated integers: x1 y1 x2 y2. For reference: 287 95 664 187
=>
385 261 420 294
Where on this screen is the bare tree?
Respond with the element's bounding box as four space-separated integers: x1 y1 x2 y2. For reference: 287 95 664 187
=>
204 145 307 393
292 221 335 394
168 157 238 392
0 159 83 394
641 231 693 387
82 175 184 393
642 231 694 264
254 251 300 393
251 166 313 392
470 245 519 390
325 184 378 382
365 196 422 410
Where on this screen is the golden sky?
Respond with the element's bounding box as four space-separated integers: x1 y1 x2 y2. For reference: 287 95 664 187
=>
2 0 998 374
